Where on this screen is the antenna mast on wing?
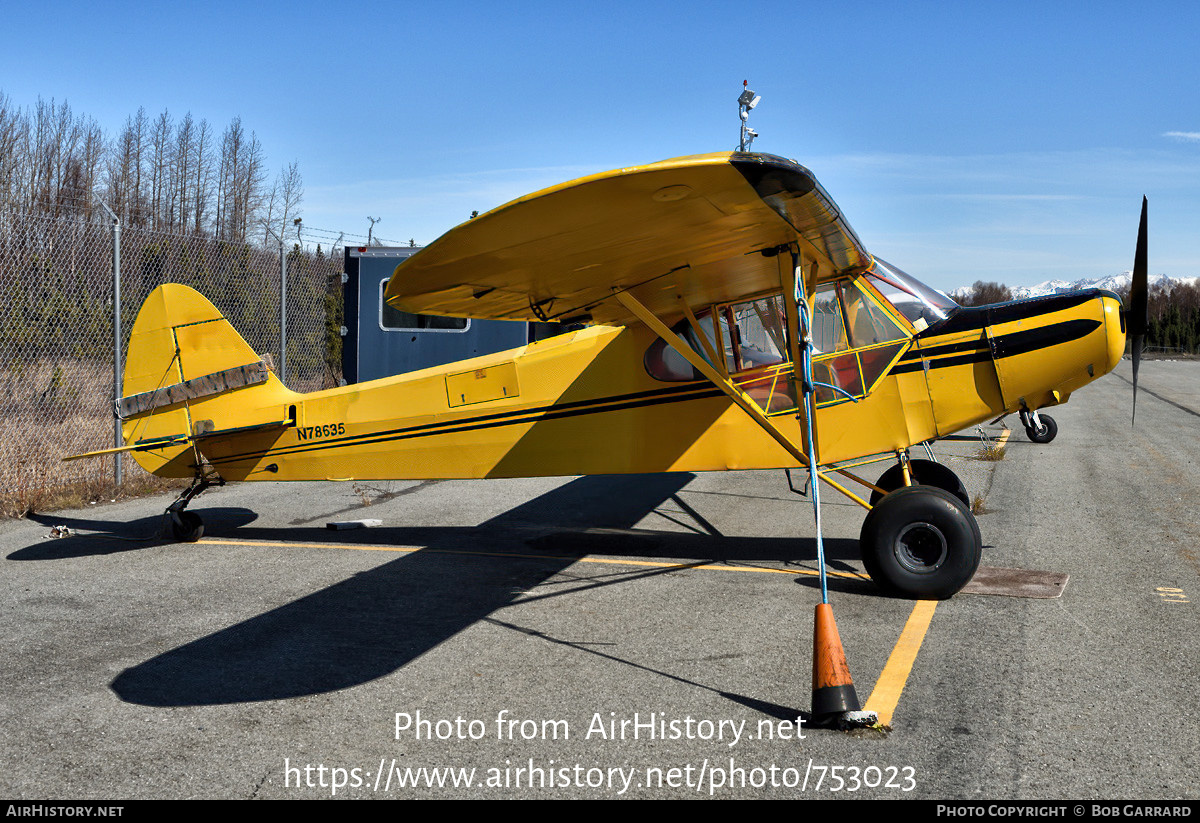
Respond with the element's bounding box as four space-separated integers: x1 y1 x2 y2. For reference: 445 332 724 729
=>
738 80 761 151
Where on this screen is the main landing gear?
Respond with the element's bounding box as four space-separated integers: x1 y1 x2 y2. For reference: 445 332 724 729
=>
1019 409 1057 443
164 466 224 543
857 454 980 599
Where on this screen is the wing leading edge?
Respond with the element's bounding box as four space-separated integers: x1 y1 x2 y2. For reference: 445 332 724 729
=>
384 151 870 327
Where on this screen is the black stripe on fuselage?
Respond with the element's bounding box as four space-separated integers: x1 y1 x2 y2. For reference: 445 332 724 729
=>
897 336 988 363
206 381 728 467
991 318 1101 358
891 352 980 375
891 317 1101 375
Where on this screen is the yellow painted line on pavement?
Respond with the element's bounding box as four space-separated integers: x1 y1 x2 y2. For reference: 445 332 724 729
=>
202 537 422 552
198 538 871 581
864 599 938 727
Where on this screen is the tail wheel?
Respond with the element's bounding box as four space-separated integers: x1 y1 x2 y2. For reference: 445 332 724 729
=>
1025 413 1057 443
869 458 970 508
171 511 204 543
860 486 981 599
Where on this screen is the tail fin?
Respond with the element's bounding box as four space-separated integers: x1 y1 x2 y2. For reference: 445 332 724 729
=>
121 284 293 477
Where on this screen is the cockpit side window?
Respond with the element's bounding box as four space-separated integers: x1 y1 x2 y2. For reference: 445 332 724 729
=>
644 282 908 411
841 279 908 348
644 314 719 382
811 283 847 353
645 295 792 383
722 293 790 372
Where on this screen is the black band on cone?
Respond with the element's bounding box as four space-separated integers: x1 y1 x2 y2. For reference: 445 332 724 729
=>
812 683 861 717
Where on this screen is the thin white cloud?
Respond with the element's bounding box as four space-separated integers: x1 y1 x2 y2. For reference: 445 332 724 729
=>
937 194 1081 202
1163 131 1200 142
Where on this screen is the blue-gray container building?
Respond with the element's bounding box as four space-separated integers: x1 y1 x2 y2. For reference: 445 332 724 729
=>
341 246 550 384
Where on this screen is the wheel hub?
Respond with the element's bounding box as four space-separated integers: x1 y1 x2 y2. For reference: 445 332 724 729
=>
894 522 948 573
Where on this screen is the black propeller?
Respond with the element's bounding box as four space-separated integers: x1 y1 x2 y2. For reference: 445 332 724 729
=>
1127 196 1148 426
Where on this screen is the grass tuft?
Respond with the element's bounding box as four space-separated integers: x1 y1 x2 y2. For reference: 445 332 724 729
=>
975 443 1006 461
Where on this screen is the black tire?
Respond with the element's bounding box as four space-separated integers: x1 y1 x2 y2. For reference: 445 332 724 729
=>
1025 413 1057 443
172 511 204 543
869 458 970 508
860 486 982 599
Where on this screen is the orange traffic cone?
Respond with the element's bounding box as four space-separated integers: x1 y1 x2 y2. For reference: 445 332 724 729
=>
811 603 861 721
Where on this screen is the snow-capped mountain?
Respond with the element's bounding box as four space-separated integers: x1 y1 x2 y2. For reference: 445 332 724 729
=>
951 273 1197 303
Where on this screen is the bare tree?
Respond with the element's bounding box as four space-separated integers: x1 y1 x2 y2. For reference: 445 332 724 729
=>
171 113 194 231
29 98 56 212
76 117 104 221
129 107 147 226
104 107 149 225
191 118 214 235
0 95 295 242
263 159 303 244
216 118 268 242
50 100 83 216
104 117 134 221
0 91 30 209
237 131 268 241
261 175 279 245
148 109 172 229
7 97 105 219
216 117 244 240
960 281 1012 307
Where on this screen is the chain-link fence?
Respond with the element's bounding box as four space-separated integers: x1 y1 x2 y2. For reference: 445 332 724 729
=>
0 207 350 502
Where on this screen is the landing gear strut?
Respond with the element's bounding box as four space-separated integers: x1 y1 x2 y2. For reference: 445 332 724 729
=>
164 466 224 542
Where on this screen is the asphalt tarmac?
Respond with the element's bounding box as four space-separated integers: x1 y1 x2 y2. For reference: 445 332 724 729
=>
2 359 1197 800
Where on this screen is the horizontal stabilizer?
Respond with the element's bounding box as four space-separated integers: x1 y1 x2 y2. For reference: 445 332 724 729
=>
63 415 293 463
63 436 190 462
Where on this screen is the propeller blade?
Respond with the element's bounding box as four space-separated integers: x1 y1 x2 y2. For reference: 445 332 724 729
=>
1129 196 1148 426
1131 331 1143 425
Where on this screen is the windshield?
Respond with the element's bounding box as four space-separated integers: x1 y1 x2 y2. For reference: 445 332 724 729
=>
865 258 958 330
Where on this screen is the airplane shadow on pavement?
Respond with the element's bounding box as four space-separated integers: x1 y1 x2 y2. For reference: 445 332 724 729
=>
15 508 259 559
109 473 858 711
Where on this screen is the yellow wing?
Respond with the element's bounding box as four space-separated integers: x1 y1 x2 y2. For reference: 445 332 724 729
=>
383 151 870 327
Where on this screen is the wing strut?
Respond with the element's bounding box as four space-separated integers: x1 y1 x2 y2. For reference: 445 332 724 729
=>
677 297 727 378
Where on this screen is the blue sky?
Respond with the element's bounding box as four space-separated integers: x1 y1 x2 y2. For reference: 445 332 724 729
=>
4 0 1199 292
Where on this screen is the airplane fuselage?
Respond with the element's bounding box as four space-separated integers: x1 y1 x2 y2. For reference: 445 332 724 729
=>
129 283 1125 484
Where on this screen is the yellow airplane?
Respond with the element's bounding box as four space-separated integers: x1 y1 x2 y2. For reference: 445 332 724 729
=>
70 151 1145 600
